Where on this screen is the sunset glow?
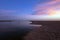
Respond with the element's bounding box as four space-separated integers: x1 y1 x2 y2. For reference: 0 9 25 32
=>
48 9 60 16
34 0 60 17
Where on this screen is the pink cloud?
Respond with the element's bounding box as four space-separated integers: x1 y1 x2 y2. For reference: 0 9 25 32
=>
34 0 60 15
55 0 60 2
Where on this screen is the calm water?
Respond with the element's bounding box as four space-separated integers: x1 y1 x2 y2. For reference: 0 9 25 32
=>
0 21 33 40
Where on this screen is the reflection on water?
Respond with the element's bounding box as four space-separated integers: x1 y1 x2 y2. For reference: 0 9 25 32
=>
0 21 33 40
0 26 33 40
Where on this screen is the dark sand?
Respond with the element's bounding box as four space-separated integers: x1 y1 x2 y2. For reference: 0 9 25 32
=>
24 25 60 40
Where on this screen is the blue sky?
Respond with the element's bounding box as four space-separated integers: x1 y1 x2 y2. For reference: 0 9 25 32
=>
0 0 38 15
0 0 51 15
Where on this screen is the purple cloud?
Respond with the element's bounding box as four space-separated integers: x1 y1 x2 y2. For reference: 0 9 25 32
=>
33 0 60 15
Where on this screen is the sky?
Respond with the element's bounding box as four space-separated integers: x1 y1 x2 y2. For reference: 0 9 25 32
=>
34 0 60 15
21 0 60 20
0 0 39 15
0 0 60 20
0 0 48 20
0 0 51 15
